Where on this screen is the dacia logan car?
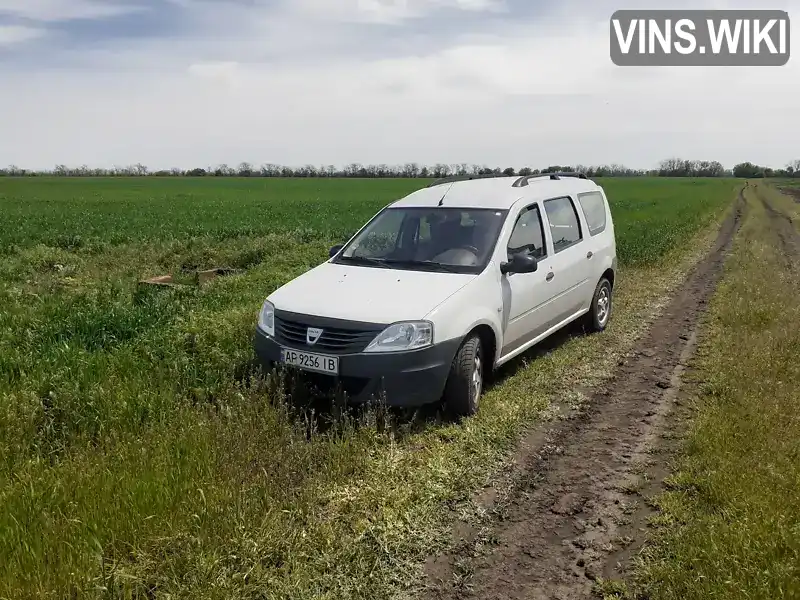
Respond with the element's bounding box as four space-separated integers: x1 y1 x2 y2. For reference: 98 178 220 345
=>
254 173 617 417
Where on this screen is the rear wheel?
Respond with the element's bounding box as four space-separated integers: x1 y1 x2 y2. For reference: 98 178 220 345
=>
585 277 613 332
442 334 483 419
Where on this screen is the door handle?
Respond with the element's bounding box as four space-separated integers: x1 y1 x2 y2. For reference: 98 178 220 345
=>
586 251 593 259
546 272 554 282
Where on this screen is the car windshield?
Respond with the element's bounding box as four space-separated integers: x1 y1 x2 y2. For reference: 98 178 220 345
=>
336 207 508 274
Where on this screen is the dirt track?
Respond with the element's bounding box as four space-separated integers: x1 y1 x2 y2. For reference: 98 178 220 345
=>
759 186 800 265
422 190 746 600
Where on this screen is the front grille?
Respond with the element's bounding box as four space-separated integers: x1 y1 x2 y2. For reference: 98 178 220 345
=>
274 312 384 355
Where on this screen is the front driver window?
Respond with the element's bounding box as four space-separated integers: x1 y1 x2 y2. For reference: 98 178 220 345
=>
507 204 547 260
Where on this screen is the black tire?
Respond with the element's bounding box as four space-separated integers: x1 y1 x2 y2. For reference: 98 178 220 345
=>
585 277 613 333
442 334 484 419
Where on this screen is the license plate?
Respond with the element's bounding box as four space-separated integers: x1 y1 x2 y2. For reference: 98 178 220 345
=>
280 347 339 375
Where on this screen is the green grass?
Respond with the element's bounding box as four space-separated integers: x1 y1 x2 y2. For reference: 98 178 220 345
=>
630 183 800 599
2 176 733 267
0 177 739 599
0 177 425 253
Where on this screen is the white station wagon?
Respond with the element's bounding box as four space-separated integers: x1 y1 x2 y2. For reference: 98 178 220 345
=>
255 173 617 417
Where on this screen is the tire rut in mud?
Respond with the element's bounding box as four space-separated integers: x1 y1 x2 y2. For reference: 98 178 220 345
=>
421 191 746 600
757 185 800 265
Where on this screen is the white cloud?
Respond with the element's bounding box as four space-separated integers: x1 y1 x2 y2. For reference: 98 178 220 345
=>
1 0 799 170
0 0 144 21
0 24 45 45
287 0 507 24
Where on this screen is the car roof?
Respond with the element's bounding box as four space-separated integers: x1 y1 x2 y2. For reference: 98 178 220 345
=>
389 175 603 210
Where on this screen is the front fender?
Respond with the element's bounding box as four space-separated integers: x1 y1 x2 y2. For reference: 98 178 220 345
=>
424 273 505 367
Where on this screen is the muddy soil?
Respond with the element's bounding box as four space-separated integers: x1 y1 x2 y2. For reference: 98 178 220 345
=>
760 186 800 265
421 190 746 600
778 185 800 203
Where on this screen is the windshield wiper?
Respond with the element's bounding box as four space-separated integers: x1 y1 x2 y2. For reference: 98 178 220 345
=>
379 259 464 273
337 255 391 268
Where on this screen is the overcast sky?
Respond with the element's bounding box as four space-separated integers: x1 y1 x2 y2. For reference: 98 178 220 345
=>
0 0 797 170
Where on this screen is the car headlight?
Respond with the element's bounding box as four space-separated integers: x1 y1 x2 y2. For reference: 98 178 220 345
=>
258 300 275 336
364 321 433 353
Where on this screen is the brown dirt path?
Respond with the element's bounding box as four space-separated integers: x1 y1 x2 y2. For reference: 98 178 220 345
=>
421 190 746 600
758 185 800 266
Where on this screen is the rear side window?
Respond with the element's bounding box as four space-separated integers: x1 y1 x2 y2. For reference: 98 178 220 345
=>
543 196 583 253
507 204 547 259
577 191 607 236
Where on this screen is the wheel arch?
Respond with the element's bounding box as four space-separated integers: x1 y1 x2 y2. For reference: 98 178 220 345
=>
602 267 615 289
466 323 499 370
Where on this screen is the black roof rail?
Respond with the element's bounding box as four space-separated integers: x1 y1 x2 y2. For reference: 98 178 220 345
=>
427 171 589 189
427 173 514 188
512 171 589 187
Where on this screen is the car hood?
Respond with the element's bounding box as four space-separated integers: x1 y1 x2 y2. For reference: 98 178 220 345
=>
267 261 476 324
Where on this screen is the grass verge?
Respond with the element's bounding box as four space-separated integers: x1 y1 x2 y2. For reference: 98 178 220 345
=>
627 183 800 599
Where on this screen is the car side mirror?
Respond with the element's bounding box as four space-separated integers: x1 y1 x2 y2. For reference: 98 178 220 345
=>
329 244 344 258
500 252 538 275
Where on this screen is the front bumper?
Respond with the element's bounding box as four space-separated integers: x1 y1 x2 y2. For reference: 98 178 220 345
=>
253 327 460 407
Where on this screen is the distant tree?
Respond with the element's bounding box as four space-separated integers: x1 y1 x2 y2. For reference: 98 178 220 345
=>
706 161 725 177
6 158 800 179
733 162 765 178
402 162 420 178
432 163 450 178
260 163 280 177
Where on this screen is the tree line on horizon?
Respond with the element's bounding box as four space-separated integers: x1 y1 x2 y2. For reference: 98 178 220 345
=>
1 158 798 179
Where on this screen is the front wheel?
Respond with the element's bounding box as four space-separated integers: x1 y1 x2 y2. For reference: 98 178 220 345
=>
442 334 484 419
585 277 613 333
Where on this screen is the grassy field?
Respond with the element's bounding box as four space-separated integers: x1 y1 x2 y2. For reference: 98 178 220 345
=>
625 183 800 599
0 176 738 599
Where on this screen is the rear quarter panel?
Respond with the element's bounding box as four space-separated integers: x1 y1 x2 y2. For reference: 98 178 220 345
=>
583 185 617 276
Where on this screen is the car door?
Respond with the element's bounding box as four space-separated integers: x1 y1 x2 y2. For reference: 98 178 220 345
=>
499 202 562 357
576 190 612 304
541 195 592 320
